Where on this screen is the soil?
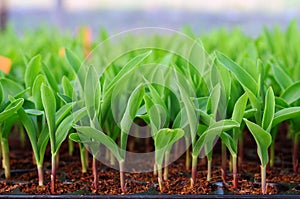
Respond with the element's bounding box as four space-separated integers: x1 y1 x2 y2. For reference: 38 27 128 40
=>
0 128 299 196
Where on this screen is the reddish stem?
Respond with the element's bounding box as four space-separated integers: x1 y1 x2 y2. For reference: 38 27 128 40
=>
191 155 197 188
119 160 126 193
51 155 56 194
37 164 44 186
93 156 98 190
232 155 238 188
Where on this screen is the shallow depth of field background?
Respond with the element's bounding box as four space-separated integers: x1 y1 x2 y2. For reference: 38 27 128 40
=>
2 0 300 36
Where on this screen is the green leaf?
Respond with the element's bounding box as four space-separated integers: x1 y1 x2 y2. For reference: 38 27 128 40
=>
144 94 166 133
244 108 257 119
74 126 122 161
25 55 41 90
105 51 152 95
55 103 74 126
84 65 100 119
101 51 152 120
262 87 275 132
154 128 184 166
120 84 144 133
57 93 73 104
232 93 248 123
54 107 87 155
215 51 258 96
192 120 239 157
273 107 300 127
281 81 300 105
69 133 81 143
37 126 49 165
2 114 19 138
65 49 81 73
220 132 236 155
62 76 75 99
0 78 24 102
244 119 272 166
32 74 47 110
41 84 56 151
271 62 293 90
17 108 40 163
0 98 24 122
275 97 289 109
207 84 221 117
42 63 59 92
25 109 44 116
174 69 198 145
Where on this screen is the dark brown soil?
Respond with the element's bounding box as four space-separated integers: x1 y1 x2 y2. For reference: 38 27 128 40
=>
0 128 299 196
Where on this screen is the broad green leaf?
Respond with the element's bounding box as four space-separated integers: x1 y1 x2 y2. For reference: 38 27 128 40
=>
37 126 49 164
271 62 293 90
105 51 152 95
262 87 275 132
220 132 236 155
155 128 185 150
69 133 81 143
101 51 152 119
17 108 39 163
244 119 272 166
154 128 184 166
25 55 41 89
281 81 300 105
215 51 258 96
120 84 144 133
207 84 221 117
2 114 19 138
0 98 24 121
198 110 214 126
55 103 74 126
42 63 59 92
197 123 208 136
192 120 239 157
273 107 300 127
192 97 209 112
62 76 75 99
65 49 81 73
0 78 24 102
32 74 47 110
25 109 44 116
175 69 198 145
74 126 122 161
172 108 189 129
54 107 87 154
57 93 72 104
232 93 248 123
275 97 289 109
84 65 100 119
244 108 257 119
144 94 167 133
41 84 56 150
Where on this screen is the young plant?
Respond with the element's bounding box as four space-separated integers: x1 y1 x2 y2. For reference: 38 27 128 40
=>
219 93 248 188
247 87 274 194
41 83 87 193
0 78 26 179
143 86 188 191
